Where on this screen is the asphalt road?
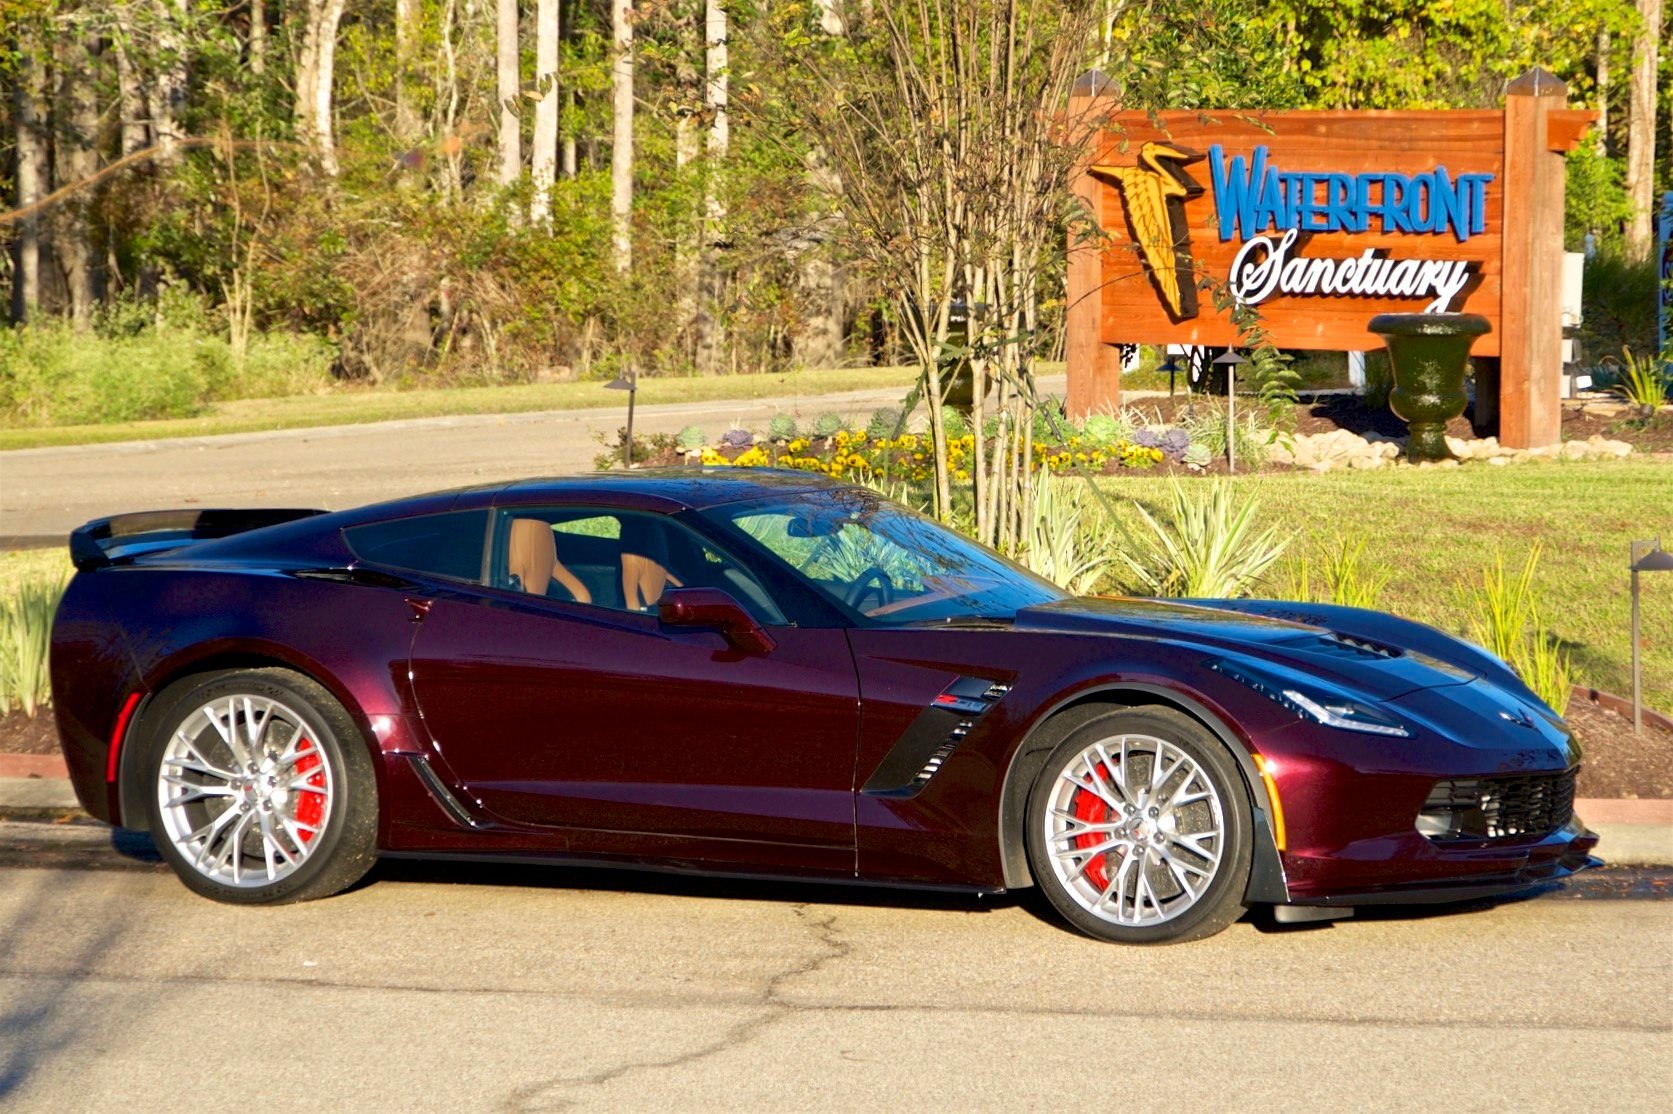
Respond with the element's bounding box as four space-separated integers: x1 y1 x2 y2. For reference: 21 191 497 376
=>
0 823 1668 1112
0 376 1071 540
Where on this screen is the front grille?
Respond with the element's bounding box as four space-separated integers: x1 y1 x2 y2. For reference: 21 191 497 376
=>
1416 770 1577 843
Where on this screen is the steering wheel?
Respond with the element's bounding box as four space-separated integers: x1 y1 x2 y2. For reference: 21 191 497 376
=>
845 566 896 613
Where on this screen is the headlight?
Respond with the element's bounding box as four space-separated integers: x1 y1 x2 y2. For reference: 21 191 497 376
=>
1208 659 1411 738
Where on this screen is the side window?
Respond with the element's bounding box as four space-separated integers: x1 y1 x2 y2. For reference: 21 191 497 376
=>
343 510 488 582
491 508 786 624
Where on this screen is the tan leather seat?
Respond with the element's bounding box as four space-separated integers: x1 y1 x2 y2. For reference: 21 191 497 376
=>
620 519 682 611
507 518 591 603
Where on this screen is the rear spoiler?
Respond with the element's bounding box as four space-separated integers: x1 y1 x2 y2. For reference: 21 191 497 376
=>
69 508 328 571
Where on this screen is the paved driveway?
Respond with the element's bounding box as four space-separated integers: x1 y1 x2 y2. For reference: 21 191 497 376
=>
0 829 1667 1113
0 376 1073 540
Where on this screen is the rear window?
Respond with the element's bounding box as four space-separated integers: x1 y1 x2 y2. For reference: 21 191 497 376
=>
343 510 488 582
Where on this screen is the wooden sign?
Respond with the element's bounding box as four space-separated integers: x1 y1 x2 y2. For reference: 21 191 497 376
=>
1065 69 1594 448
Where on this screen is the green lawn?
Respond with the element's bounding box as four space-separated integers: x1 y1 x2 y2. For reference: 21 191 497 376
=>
0 365 923 451
6 456 1668 712
1095 459 1673 712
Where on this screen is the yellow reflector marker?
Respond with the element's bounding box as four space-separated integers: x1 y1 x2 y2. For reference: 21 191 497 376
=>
1252 754 1288 852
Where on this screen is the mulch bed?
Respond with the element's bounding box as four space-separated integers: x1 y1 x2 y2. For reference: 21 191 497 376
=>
4 695 1667 797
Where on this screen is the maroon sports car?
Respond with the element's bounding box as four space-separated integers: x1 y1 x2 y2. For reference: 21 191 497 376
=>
50 471 1598 943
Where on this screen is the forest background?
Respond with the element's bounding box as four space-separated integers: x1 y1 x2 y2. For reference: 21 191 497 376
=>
1 0 1669 429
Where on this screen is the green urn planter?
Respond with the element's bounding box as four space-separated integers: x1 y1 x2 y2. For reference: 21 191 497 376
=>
1368 313 1492 462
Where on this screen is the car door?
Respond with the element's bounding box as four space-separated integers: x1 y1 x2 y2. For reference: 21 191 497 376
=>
406 505 861 875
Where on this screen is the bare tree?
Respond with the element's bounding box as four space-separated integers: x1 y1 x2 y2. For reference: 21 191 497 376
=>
295 0 349 175
496 0 521 186
693 0 728 371
611 0 634 270
10 46 47 322
250 0 267 74
789 0 1101 534
395 0 422 142
530 0 561 222
151 0 190 166
1623 0 1662 260
55 26 103 327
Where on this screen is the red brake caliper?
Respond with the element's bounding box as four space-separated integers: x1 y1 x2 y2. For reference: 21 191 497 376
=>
1074 764 1114 890
292 739 325 842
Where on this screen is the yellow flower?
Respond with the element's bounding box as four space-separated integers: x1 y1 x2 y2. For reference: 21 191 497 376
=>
700 447 730 466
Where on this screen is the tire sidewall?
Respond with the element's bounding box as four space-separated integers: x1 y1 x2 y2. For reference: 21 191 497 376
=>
140 669 374 905
1025 707 1254 944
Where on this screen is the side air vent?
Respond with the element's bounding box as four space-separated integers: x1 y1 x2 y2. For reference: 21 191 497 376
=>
862 676 1012 798
1316 633 1401 660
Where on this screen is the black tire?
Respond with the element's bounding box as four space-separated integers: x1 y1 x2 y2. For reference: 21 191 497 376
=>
1024 706 1253 944
139 668 379 905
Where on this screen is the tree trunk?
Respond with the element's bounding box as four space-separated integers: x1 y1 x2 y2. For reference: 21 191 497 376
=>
1595 29 1609 151
610 0 634 271
693 0 728 371
56 29 104 328
562 0 578 176
530 0 561 222
1623 0 1662 260
10 46 47 322
151 0 190 166
295 0 347 175
394 0 421 142
250 0 267 74
674 32 702 346
496 0 522 186
113 7 150 157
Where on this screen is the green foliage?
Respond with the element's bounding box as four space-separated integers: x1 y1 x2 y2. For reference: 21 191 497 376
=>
676 424 708 452
1582 253 1664 372
0 320 332 426
767 415 798 441
1080 412 1129 447
812 412 847 437
1017 471 1119 595
1114 480 1292 598
1286 534 1392 608
0 568 67 717
866 407 904 440
938 408 971 440
1609 348 1670 412
1459 543 1573 716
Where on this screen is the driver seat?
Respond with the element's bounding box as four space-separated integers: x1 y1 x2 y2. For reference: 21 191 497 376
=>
508 518 591 603
620 518 683 610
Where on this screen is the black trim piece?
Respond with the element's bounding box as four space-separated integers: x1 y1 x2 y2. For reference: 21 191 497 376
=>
406 754 494 830
862 676 1011 798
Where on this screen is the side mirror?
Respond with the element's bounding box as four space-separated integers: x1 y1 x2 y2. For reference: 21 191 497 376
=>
657 587 777 655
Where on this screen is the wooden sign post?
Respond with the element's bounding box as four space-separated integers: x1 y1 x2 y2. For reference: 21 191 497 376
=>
1066 69 1593 448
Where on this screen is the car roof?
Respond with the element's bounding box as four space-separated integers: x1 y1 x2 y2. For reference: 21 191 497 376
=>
493 468 845 512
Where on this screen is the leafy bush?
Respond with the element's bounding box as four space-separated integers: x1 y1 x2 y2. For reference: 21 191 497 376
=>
1459 543 1572 716
0 322 332 426
1580 251 1660 365
812 412 847 437
1017 471 1118 595
0 569 67 716
1114 480 1291 598
1081 413 1128 446
866 407 904 440
767 415 797 441
1608 348 1669 413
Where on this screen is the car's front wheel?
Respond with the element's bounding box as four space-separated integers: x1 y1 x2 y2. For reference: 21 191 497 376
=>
140 668 379 904
1025 707 1253 944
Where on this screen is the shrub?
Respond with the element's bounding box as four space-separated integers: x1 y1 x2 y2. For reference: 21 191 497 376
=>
1081 413 1126 446
1459 543 1572 716
812 412 847 437
1017 471 1118 595
1608 348 1669 413
866 407 904 440
1115 480 1291 598
676 424 708 452
767 415 797 441
0 569 67 716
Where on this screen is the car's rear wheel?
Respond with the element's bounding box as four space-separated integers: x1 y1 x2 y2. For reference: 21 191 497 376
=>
140 669 379 905
1025 707 1252 944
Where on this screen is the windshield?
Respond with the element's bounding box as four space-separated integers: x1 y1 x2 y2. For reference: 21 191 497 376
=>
706 490 1068 625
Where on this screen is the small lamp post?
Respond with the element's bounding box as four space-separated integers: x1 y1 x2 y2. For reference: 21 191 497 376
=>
1630 539 1673 734
1213 349 1246 473
604 367 638 468
1160 353 1182 399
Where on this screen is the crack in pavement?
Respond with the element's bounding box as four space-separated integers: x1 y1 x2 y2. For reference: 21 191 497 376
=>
501 905 854 1113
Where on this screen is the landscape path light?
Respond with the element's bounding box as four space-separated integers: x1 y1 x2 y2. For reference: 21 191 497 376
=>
604 367 638 468
1160 352 1182 399
1630 538 1673 734
1212 349 1246 472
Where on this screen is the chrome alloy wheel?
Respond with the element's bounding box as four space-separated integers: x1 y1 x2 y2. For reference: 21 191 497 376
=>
156 694 335 889
1042 734 1226 928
